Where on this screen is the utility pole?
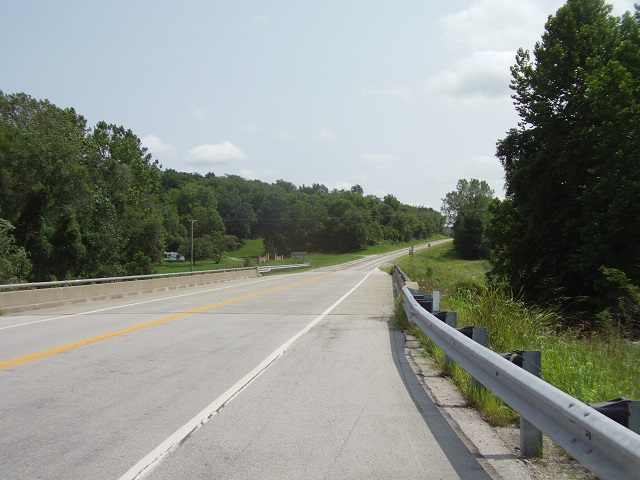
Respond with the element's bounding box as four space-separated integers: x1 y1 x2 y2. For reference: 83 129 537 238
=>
189 218 197 272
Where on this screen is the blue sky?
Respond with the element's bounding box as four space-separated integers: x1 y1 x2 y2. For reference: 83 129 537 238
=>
1 0 636 209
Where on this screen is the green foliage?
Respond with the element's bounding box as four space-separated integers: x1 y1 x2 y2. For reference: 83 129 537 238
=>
0 91 90 280
224 235 241 251
442 179 494 260
235 238 266 257
446 284 640 405
190 233 225 264
243 256 255 267
0 219 32 283
491 1 640 331
401 241 640 426
0 90 444 282
593 266 640 335
397 241 490 296
124 252 154 276
0 91 162 281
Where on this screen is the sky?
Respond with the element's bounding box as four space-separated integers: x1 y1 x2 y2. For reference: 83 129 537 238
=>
1 0 636 210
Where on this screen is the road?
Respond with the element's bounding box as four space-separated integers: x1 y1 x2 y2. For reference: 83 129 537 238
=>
1 241 493 479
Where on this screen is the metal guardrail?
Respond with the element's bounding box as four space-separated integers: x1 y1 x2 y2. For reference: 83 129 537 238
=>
0 263 310 290
0 267 257 291
395 265 640 480
257 263 310 274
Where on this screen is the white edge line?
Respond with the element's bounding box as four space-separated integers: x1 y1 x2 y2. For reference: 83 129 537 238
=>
0 277 277 331
118 267 378 480
4 242 443 331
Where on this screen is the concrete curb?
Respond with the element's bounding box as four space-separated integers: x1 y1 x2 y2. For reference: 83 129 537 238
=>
0 270 260 314
404 334 594 480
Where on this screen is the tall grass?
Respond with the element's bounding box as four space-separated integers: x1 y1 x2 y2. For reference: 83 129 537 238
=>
395 242 640 426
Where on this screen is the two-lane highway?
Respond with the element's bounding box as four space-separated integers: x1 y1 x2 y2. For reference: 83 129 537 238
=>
1 243 491 479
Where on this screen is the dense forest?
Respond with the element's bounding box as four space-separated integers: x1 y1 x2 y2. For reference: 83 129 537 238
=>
0 90 444 283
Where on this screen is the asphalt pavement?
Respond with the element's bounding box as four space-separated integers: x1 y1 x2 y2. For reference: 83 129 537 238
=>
1 244 498 479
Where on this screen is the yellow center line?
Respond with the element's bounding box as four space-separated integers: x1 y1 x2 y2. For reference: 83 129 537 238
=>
0 272 332 370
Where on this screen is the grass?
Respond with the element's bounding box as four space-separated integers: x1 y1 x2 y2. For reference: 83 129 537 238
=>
397 241 490 296
155 238 266 273
154 236 448 274
395 242 640 426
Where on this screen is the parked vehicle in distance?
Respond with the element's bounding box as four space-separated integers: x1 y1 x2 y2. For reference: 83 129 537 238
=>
164 251 185 262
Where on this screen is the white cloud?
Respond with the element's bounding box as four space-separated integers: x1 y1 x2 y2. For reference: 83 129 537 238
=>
326 180 353 191
360 85 411 99
236 123 263 132
187 141 246 166
425 50 514 101
430 0 554 104
471 155 505 186
361 153 398 168
141 134 176 157
440 0 547 52
355 173 369 183
440 0 637 54
472 155 501 166
188 107 206 120
315 128 338 140
239 168 278 181
276 130 294 140
610 1 637 15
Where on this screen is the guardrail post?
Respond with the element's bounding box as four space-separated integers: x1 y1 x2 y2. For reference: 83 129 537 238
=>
401 282 640 475
631 401 640 434
432 290 440 313
441 312 457 372
521 350 543 457
470 327 487 391
588 398 640 435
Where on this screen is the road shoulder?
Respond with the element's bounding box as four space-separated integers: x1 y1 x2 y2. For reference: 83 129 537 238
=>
403 333 595 480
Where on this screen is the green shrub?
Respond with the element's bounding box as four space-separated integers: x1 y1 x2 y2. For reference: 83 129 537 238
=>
400 242 640 425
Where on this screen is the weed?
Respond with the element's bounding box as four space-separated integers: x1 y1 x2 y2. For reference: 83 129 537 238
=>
397 241 640 425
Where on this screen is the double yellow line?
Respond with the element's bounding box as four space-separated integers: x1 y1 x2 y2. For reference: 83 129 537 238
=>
1 272 330 370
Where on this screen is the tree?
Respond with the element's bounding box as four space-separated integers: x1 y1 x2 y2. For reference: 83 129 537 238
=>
442 179 494 259
212 176 257 239
1 90 448 278
485 198 523 286
85 121 164 264
252 186 291 254
285 191 327 252
322 195 370 252
417 206 446 239
80 189 126 278
0 219 31 283
492 0 640 329
161 204 186 253
0 91 93 280
0 92 165 280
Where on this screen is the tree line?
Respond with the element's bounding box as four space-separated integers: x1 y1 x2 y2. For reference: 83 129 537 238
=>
443 0 640 335
4 0 637 335
0 90 444 283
